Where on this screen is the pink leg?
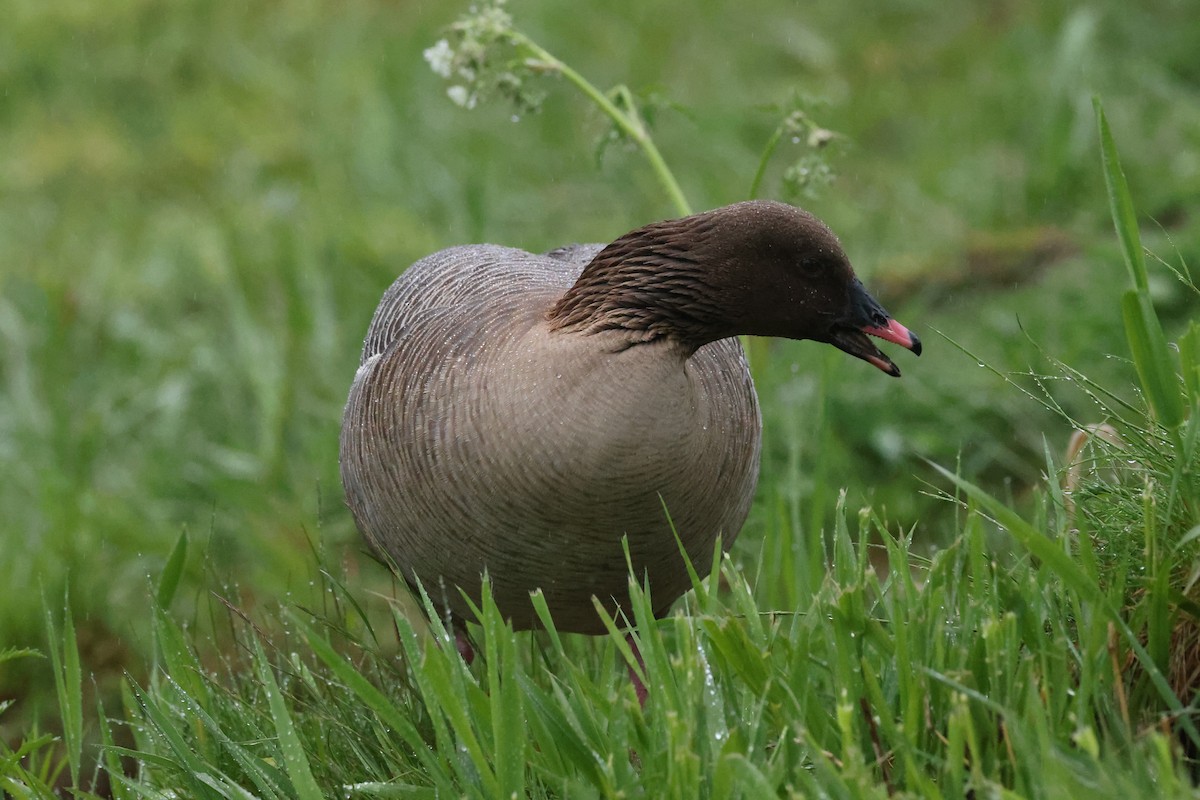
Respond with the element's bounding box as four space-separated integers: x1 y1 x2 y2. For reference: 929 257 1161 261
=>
455 626 475 665
626 634 648 707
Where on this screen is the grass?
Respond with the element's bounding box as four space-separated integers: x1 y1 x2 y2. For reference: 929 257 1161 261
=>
2 0 1200 795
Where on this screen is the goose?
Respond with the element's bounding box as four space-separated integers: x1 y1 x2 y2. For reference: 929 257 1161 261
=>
340 200 920 638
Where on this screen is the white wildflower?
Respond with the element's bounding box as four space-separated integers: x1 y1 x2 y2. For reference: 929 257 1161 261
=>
446 85 476 109
423 39 455 78
807 127 835 148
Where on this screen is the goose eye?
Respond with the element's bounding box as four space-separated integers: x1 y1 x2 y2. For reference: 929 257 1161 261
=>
797 257 824 277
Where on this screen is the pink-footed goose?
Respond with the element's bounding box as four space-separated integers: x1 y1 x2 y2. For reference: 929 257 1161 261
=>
340 200 920 637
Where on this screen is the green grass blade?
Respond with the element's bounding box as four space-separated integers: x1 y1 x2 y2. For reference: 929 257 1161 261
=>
42 595 82 790
931 463 1200 749
930 461 1090 602
120 680 152 756
342 783 438 798
1179 321 1200 404
480 578 526 799
1094 97 1148 292
517 672 610 788
712 753 778 798
1096 97 1185 429
196 774 263 799
289 612 453 792
152 676 288 800
1121 290 1184 428
155 529 188 610
590 596 649 702
664 506 720 614
253 639 324 800
95 691 129 800
129 682 221 798
152 608 210 725
529 590 566 657
161 676 290 799
394 585 496 798
418 654 498 797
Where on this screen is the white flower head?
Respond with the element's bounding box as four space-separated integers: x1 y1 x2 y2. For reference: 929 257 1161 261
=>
423 39 455 79
446 85 477 109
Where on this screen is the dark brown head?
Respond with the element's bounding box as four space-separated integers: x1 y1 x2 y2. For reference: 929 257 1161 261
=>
548 200 921 374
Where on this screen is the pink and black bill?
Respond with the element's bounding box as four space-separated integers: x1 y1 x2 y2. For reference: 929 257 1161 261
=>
827 279 922 377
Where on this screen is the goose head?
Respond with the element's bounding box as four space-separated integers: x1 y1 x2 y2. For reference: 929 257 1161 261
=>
548 200 921 374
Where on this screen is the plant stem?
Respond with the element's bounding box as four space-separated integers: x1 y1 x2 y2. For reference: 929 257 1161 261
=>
514 34 692 217
748 124 785 200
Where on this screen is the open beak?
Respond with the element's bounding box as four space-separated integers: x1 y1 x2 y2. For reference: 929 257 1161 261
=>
827 280 922 377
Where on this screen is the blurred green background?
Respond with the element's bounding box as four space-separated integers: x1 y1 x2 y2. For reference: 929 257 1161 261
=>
1 0 1197 735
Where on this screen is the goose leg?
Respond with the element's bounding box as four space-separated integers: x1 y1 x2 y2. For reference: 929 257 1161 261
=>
454 623 476 665
626 633 648 707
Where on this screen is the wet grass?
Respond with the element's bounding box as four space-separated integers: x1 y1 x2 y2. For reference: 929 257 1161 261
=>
2 0 1200 795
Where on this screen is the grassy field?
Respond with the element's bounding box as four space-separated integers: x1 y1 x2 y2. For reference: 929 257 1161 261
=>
2 0 1199 795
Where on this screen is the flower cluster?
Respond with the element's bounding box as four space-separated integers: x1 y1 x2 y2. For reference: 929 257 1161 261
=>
778 107 842 201
422 0 549 115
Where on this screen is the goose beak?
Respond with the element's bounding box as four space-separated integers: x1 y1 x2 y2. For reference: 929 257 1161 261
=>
827 281 922 377
857 319 921 376
864 318 922 356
